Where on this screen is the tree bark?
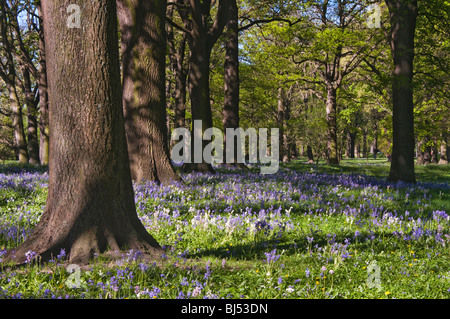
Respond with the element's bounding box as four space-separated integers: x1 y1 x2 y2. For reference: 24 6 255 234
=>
326 84 339 164
7 82 29 164
117 0 181 185
386 0 418 183
222 0 246 168
37 2 49 166
439 130 448 164
177 0 230 173
306 145 314 164
167 2 188 130
5 0 162 265
347 131 356 159
277 87 286 163
22 67 40 164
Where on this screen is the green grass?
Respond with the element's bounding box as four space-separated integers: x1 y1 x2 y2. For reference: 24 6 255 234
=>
0 160 449 299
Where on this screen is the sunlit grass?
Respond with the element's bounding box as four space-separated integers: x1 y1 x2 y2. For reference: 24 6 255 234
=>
1 160 449 299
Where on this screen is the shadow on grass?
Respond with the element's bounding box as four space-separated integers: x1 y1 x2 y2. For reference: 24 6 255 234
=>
0 163 48 175
185 228 421 262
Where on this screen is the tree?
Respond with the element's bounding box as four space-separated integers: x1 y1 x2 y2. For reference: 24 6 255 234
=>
222 0 297 167
169 0 230 173
385 0 418 183
35 1 50 165
4 0 162 265
117 0 181 185
291 0 384 165
167 0 189 130
0 0 29 163
222 0 246 167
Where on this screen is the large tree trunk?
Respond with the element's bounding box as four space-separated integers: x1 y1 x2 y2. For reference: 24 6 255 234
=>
326 84 339 164
386 0 417 183
5 0 162 265
117 0 181 185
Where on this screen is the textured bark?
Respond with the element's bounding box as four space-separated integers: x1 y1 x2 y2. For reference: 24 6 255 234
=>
4 0 162 265
8 82 29 164
167 2 188 130
37 2 49 165
306 145 314 164
386 0 417 183
347 131 357 159
222 0 245 168
21 67 40 165
118 0 181 185
277 87 286 162
439 131 448 164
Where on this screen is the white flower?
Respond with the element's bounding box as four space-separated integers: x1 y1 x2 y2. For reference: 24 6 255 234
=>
286 286 295 293
192 286 202 297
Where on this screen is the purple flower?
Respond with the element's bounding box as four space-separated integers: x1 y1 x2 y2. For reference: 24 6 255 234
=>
57 249 66 260
264 249 280 263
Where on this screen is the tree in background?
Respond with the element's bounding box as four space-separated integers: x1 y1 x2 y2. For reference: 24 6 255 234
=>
385 0 418 183
168 0 230 173
117 0 181 185
0 0 29 163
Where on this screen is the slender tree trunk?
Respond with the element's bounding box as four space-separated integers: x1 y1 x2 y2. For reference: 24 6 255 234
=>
173 36 188 130
22 67 40 164
277 87 286 163
348 132 356 159
222 0 245 168
5 0 162 265
416 139 424 165
439 131 448 164
183 32 216 173
118 0 181 184
167 2 188 131
307 145 314 164
431 141 438 164
372 133 378 159
177 0 230 173
37 2 49 165
386 0 417 183
326 84 339 164
7 82 29 164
